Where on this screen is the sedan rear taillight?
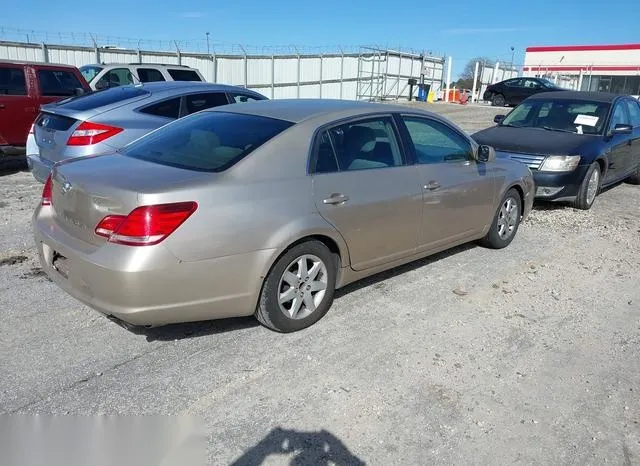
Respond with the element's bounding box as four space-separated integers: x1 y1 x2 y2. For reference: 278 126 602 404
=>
41 175 53 206
67 121 123 146
95 202 198 246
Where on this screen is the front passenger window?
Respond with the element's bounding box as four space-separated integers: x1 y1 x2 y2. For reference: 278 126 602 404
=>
402 117 472 164
609 103 630 131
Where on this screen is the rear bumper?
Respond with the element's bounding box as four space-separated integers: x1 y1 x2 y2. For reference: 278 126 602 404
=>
33 206 273 326
26 154 54 183
532 165 589 200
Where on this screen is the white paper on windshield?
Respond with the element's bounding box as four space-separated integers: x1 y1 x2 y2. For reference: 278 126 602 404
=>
576 125 583 135
574 114 599 127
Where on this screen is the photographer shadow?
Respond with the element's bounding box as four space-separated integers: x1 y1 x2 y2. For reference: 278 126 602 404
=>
230 427 365 466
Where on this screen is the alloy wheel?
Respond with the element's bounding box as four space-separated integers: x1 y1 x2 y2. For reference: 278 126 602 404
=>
277 254 328 320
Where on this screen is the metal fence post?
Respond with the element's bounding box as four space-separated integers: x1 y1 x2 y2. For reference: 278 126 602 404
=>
339 48 344 99
89 33 99 63
239 45 248 88
174 41 181 65
319 54 323 99
212 52 217 83
41 42 49 63
271 54 275 99
296 47 301 99
396 52 402 100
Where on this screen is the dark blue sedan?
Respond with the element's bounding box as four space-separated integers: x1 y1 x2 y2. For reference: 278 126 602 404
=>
472 91 640 209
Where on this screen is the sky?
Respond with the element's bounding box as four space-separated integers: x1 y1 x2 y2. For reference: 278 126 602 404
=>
2 0 639 78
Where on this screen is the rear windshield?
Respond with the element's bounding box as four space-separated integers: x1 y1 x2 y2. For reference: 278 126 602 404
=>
167 69 202 82
38 69 84 96
122 111 293 172
55 86 149 111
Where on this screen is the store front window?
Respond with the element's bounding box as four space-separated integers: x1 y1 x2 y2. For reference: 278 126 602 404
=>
581 75 640 95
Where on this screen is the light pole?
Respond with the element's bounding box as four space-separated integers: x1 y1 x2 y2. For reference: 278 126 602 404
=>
206 32 210 55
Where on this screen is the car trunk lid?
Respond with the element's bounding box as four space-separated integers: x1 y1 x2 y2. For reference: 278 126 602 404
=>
49 154 210 246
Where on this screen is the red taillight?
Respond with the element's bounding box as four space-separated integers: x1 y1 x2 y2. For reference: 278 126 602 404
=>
41 175 53 206
95 202 198 246
67 121 123 146
94 215 126 238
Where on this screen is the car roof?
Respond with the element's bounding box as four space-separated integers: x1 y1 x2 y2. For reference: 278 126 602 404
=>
123 81 260 94
207 98 429 123
527 90 623 103
0 59 78 69
82 63 198 69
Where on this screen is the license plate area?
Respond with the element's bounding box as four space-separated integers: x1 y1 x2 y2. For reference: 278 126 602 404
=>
51 251 70 279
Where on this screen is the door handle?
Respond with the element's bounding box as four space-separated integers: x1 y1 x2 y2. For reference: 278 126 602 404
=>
424 181 441 191
323 193 349 205
0 104 5 109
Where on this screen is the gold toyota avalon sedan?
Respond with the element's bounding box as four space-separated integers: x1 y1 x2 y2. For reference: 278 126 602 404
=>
33 99 534 332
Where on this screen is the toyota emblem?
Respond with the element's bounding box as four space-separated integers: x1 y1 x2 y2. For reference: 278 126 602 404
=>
61 181 73 195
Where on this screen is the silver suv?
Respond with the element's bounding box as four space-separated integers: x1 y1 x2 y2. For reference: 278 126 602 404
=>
79 63 205 91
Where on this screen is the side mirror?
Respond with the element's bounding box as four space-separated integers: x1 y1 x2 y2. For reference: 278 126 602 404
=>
477 145 496 163
612 123 633 134
494 114 506 124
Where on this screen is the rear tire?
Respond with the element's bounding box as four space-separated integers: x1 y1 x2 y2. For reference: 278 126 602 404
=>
574 162 601 210
491 94 506 107
480 188 522 249
255 240 336 333
626 166 640 185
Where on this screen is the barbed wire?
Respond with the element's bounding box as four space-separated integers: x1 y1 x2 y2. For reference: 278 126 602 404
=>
0 25 441 57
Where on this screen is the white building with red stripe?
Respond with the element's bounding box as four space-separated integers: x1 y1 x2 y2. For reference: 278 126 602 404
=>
523 44 640 97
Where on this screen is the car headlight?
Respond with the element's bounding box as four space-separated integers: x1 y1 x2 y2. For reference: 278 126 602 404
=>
539 155 581 172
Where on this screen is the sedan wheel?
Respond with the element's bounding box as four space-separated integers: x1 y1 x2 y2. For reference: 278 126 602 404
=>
492 94 506 107
480 188 522 249
277 254 328 320
497 197 519 240
574 162 601 210
256 240 336 332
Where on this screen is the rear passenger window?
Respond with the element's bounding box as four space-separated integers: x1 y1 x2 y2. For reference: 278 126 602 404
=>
139 97 181 119
0 67 27 95
314 117 403 173
38 70 83 96
402 117 472 164
185 93 228 114
167 69 202 82
137 68 165 83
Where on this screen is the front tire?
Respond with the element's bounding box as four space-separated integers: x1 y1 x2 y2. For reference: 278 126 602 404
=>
255 240 336 332
574 162 601 210
480 188 522 249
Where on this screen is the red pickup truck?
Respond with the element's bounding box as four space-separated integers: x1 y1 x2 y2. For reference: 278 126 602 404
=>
0 60 91 155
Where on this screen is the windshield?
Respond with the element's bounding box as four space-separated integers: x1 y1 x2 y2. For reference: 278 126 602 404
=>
122 111 294 172
79 65 103 83
501 99 610 135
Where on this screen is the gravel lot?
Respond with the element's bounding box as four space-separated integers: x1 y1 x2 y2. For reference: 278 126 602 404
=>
1 102 639 465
